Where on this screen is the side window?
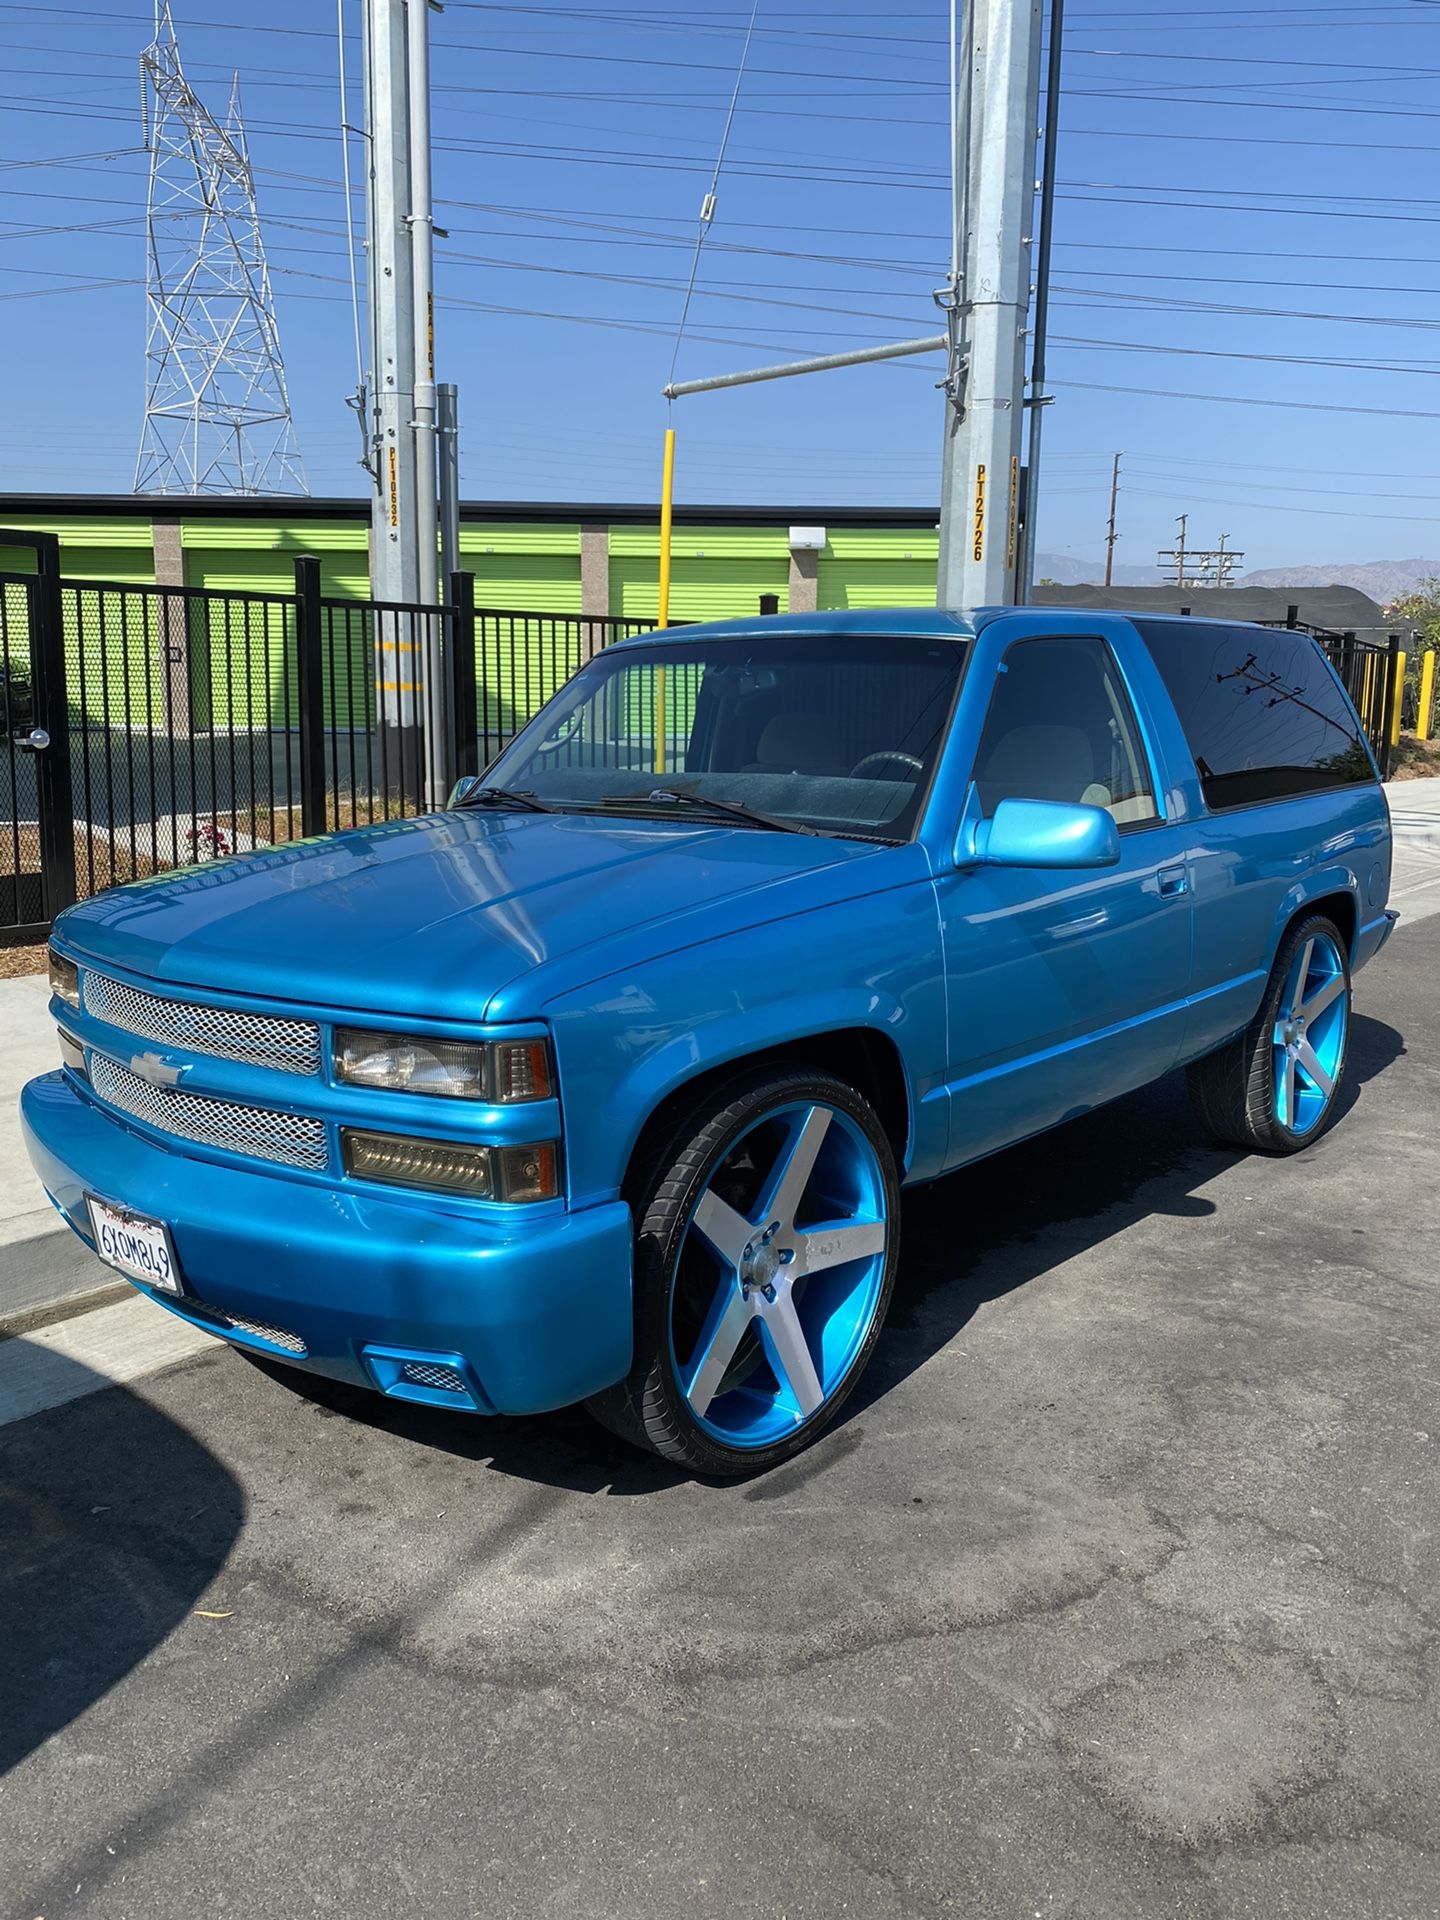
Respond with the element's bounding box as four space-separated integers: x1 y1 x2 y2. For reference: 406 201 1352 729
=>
973 637 1159 828
1134 621 1374 811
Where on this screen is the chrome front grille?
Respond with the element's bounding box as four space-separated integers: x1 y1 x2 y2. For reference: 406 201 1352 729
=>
82 971 321 1078
89 1054 329 1172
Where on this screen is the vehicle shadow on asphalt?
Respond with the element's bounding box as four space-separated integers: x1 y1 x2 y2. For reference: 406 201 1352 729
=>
0 1349 246 1776
244 1011 1407 1498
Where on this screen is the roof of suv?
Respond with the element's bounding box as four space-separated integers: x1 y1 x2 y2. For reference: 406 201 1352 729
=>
611 606 1279 645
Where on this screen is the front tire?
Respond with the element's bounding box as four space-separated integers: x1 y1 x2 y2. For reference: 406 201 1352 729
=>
589 1066 899 1476
1187 913 1352 1153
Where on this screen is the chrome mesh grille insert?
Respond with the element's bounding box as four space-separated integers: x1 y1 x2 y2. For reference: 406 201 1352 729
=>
400 1360 468 1394
89 1054 329 1171
223 1313 307 1356
83 971 320 1078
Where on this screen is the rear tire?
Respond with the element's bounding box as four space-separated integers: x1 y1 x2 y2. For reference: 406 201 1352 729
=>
588 1065 899 1477
1187 913 1351 1153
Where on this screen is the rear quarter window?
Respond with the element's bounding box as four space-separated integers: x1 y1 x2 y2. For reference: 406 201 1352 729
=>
1133 621 1375 811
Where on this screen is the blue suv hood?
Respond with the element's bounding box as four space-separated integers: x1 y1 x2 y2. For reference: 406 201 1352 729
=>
53 810 884 1023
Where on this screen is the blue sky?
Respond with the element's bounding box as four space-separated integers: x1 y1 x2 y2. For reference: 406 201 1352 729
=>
3 0 1439 571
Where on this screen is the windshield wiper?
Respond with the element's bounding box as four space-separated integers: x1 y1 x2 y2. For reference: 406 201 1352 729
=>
596 788 822 836
451 786 557 814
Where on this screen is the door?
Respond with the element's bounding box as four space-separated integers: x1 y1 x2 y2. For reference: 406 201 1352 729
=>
934 632 1194 1171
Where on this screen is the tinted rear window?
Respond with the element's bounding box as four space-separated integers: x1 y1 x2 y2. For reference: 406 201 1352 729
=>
1134 621 1375 811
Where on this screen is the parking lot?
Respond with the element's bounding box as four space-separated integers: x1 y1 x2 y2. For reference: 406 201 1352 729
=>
2 912 1437 1920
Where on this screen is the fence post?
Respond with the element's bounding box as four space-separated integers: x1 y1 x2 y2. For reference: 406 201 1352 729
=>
29 531 76 921
293 556 327 836
1417 648 1436 743
448 570 478 784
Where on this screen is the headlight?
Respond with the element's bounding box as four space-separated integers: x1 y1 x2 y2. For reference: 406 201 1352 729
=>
341 1128 559 1202
334 1030 553 1103
48 947 79 1010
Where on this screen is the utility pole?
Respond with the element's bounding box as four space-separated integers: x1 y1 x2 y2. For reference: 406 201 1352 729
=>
1103 451 1121 588
363 0 416 610
1017 0 1063 603
363 0 452 803
1157 512 1189 588
936 0 1044 609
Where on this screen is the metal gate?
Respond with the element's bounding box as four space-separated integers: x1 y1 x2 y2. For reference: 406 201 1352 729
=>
0 529 657 942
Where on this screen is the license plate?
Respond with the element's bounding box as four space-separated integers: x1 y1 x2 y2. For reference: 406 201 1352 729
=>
86 1196 182 1295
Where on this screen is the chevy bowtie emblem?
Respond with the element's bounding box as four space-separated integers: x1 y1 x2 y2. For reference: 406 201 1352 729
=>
130 1050 187 1088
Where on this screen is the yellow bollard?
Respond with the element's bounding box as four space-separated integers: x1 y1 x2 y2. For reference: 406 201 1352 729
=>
654 428 675 775
1389 648 1407 749
657 428 675 632
1418 649 1436 743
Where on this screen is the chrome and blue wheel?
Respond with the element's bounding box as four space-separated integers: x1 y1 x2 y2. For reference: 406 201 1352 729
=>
591 1068 899 1474
1272 927 1349 1136
1189 912 1352 1154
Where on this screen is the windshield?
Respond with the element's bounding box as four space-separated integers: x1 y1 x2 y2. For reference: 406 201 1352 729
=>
475 633 965 841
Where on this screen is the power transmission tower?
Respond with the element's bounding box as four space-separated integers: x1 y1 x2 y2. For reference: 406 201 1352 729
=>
135 1 306 496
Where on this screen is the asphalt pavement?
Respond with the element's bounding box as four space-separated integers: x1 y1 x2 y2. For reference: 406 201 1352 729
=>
2 910 1438 1917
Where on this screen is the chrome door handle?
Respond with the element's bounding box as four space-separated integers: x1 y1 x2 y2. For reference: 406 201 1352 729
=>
14 727 50 751
1158 864 1188 898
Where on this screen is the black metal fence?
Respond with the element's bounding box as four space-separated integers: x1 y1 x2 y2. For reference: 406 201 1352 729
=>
0 531 1410 947
1260 610 1403 777
0 528 658 941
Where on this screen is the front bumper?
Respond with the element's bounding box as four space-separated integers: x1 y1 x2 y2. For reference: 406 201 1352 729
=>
21 1071 634 1415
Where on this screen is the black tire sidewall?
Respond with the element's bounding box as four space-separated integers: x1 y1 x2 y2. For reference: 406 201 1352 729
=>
627 1066 900 1476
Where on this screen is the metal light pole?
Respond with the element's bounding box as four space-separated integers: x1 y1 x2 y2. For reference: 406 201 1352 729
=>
936 0 1044 609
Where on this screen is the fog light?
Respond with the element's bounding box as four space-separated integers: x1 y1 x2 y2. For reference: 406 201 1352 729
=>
48 947 79 1010
342 1128 494 1197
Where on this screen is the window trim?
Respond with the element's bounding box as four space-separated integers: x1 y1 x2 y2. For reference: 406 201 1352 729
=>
973 632 1167 836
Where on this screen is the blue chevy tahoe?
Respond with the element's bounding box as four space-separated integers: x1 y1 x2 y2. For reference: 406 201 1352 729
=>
24 608 1395 1474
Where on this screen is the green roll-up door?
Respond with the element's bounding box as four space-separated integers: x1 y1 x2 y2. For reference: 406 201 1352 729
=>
608 555 789 624
466 554 581 613
184 550 368 731
817 553 937 611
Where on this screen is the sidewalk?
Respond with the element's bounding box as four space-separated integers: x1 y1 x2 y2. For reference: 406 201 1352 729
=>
0 975 114 1329
1387 774 1440 926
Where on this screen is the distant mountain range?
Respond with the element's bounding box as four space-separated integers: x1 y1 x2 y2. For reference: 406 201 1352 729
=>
1236 559 1438 603
1034 554 1439 605
1032 554 1158 587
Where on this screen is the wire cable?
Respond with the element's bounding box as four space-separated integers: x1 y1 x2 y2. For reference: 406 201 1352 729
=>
665 0 761 403
335 0 365 404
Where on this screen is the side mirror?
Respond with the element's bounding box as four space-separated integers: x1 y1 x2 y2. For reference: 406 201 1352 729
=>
969 796 1121 870
448 774 482 808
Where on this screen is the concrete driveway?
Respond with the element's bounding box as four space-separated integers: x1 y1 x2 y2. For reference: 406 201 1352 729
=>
1 921 1437 1918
